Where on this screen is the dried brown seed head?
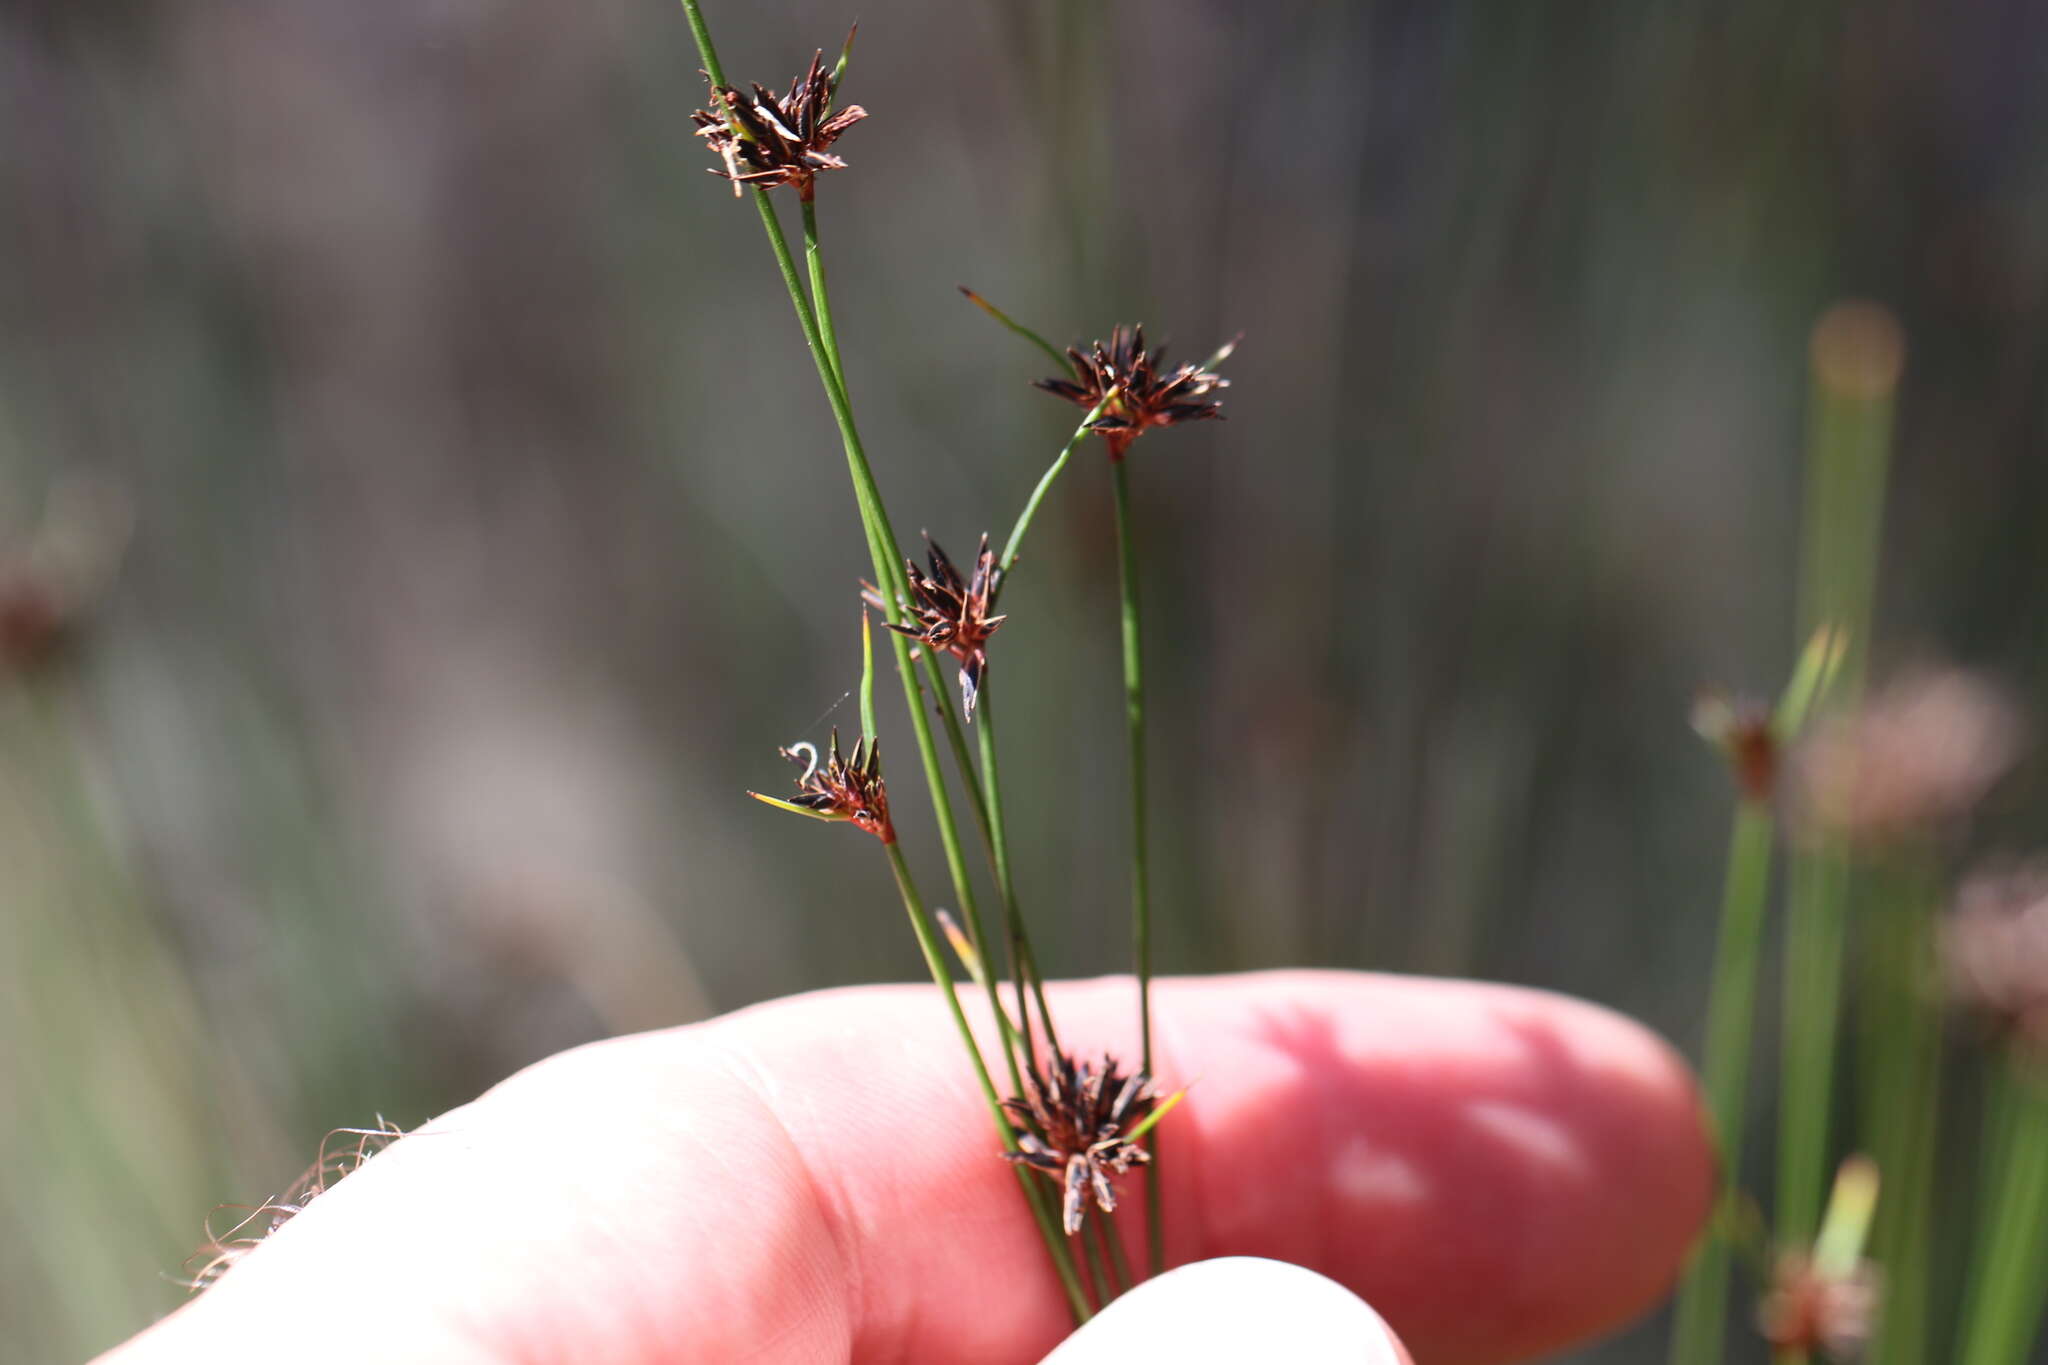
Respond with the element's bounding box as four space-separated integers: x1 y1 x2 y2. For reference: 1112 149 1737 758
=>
754 728 894 843
689 41 866 201
1001 1051 1155 1235
1035 324 1233 460
882 534 1005 719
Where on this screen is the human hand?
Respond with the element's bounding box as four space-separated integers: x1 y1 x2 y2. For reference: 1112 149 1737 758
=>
99 971 1711 1364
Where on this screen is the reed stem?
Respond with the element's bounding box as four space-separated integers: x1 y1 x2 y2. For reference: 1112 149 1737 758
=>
1862 860 1942 1365
1666 800 1775 1365
674 0 1081 1314
1109 456 1162 1275
883 842 1091 1322
1779 304 1900 1244
1956 1057 2048 1365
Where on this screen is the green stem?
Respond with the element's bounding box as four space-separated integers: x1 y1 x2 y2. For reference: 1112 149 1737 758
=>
1109 456 1162 1276
1076 1225 1110 1312
800 197 847 395
1101 1208 1137 1294
1000 394 1121 575
1667 800 1775 1365
795 201 1026 1103
673 0 1074 1310
975 682 1038 1073
1956 1056 2048 1365
1091 1212 1129 1299
883 843 1092 1322
1863 861 1942 1365
1777 848 1848 1243
1779 307 1897 1245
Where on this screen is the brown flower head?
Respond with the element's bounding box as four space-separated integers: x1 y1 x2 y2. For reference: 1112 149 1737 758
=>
0 476 132 681
0 564 69 675
1788 667 2023 846
1035 325 1233 460
1002 1052 1155 1235
690 40 866 201
750 728 894 843
883 534 1005 719
1759 1251 1881 1360
1942 860 2048 1053
1693 690 1779 802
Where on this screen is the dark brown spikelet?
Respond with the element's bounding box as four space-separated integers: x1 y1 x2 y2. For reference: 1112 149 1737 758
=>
1035 324 1233 460
1001 1052 1155 1235
884 534 1006 720
757 728 894 843
690 40 866 202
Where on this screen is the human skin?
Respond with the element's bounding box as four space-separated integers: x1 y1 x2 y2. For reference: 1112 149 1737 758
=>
100 970 1713 1365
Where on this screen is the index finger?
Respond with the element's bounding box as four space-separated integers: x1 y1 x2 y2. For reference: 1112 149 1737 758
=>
104 970 1711 1365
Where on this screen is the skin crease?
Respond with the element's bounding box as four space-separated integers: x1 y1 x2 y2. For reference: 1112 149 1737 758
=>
100 970 1712 1365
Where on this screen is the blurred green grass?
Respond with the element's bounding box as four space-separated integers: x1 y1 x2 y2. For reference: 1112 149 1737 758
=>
5 1 2048 1358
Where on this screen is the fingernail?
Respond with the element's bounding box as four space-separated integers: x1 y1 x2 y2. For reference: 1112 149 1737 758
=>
1037 1256 1406 1364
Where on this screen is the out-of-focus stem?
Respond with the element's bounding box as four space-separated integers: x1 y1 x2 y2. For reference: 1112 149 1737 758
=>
1956 1057 2048 1365
1667 800 1775 1365
1863 859 1941 1365
1780 303 1902 1244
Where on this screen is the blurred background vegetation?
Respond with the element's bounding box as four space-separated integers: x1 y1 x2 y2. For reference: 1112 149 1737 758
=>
5 1 2048 1359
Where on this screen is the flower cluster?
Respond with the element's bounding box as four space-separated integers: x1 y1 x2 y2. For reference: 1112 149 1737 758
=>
1036 325 1232 459
1002 1051 1156 1235
751 728 893 844
884 535 1006 719
691 45 866 201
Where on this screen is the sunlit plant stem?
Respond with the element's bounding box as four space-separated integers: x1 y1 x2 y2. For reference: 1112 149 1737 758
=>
675 0 1087 1317
1955 1055 2048 1365
1667 799 1775 1365
1109 455 1164 1276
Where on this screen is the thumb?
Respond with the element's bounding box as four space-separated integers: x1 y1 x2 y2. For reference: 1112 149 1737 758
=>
1039 1257 1415 1364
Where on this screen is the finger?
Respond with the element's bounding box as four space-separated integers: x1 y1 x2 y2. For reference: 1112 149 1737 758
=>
102 970 1711 1365
1039 1257 1417 1364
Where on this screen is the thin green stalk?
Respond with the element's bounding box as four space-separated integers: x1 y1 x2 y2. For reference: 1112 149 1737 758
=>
801 197 847 395
1000 393 1121 575
959 286 1074 375
1100 1208 1136 1294
975 682 1040 1073
883 842 1092 1323
1109 456 1163 1276
1667 800 1776 1365
1863 861 1942 1365
1091 1212 1130 1298
1956 1057 2048 1365
790 195 1024 1099
674 0 1073 1309
1780 305 1900 1244
1076 1225 1110 1312
1778 848 1848 1239
963 391 1122 1082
